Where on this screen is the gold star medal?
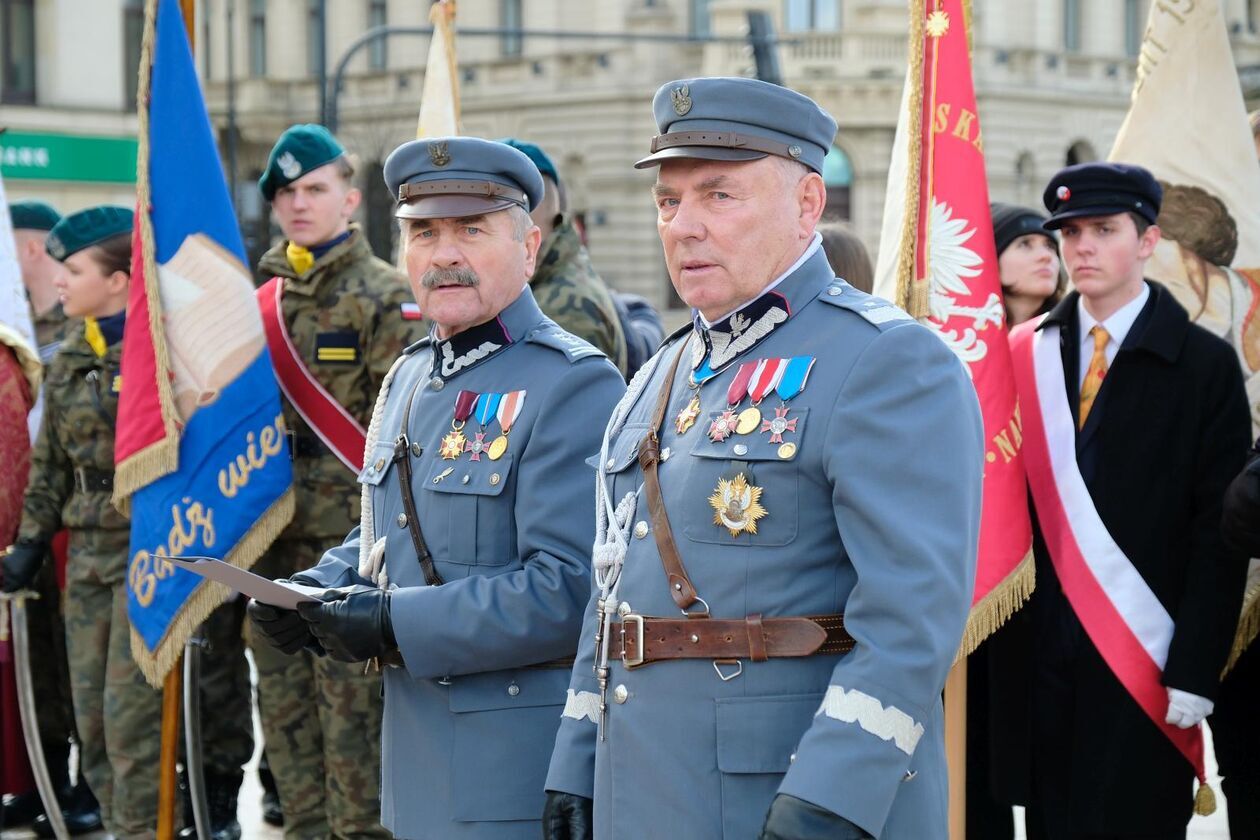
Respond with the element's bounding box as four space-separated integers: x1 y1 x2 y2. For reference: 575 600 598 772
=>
675 395 701 435
441 390 479 460
709 473 767 538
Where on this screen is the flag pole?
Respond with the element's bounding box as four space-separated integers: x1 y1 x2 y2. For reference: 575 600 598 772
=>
155 7 192 837
945 658 967 840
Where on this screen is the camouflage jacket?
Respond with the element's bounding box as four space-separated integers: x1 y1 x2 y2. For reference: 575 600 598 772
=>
530 220 628 376
257 225 425 540
34 303 71 364
19 323 128 542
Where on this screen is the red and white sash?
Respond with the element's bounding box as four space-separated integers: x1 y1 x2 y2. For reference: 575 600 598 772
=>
1009 318 1206 783
257 277 367 473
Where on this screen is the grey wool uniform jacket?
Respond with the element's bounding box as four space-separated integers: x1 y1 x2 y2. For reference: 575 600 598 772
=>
545 244 985 839
304 288 625 839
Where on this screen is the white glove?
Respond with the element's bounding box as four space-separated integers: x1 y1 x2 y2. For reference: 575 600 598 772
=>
1165 688 1213 729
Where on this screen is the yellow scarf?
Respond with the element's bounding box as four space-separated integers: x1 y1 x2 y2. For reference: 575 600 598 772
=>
83 317 107 358
286 242 315 275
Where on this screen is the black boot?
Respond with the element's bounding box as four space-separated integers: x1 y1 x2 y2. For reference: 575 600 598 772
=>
31 781 103 837
177 769 242 840
258 751 283 827
3 738 73 827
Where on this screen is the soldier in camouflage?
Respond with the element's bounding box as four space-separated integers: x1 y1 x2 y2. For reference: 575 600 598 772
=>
2 206 158 838
248 124 424 839
499 139 629 377
10 201 70 363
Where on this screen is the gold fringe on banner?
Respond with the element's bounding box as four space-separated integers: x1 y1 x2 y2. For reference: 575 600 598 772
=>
893 0 927 319
113 0 182 516
132 488 294 687
1224 575 1260 675
955 547 1035 663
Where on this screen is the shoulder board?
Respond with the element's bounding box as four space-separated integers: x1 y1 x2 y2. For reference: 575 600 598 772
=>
403 336 431 356
817 280 915 329
525 324 606 363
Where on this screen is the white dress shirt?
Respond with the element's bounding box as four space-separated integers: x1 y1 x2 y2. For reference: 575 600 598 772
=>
1077 282 1150 389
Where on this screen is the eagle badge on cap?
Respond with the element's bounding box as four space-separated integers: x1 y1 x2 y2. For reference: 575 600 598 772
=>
429 141 451 167
46 233 65 260
671 84 692 117
277 151 302 180
1056 185 1071 201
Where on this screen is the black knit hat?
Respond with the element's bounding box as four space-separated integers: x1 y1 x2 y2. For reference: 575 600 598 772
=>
990 202 1055 257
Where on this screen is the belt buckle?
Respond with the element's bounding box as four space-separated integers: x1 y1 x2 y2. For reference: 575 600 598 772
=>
621 614 645 670
73 467 87 493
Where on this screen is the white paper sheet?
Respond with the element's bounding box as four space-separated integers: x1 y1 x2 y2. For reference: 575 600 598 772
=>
157 555 326 610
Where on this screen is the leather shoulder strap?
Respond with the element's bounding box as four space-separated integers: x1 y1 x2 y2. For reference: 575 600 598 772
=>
638 339 705 613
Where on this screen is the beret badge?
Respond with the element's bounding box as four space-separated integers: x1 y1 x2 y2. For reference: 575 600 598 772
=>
429 141 451 167
46 232 65 260
670 84 692 117
277 151 302 180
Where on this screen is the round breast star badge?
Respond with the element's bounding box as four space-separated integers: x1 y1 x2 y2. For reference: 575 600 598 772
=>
708 473 768 538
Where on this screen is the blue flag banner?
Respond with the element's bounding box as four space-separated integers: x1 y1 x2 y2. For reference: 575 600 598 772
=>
118 0 294 686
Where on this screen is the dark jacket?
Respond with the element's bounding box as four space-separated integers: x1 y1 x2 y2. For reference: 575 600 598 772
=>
1026 281 1250 833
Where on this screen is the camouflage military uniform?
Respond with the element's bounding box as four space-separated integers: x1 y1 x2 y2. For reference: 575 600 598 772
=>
250 225 423 840
18 324 163 839
33 304 69 364
530 219 629 376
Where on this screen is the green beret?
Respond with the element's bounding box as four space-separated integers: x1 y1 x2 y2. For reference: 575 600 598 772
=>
259 124 346 200
45 206 133 261
497 138 559 186
8 200 61 232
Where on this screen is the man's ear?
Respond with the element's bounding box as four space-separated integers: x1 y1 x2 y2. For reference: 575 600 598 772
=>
798 172 827 237
1137 223 1162 260
343 187 363 218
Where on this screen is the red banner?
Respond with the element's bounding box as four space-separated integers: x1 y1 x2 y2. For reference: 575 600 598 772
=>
876 0 1032 654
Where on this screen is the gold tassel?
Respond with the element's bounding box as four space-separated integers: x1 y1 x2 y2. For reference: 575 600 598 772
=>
1194 779 1217 817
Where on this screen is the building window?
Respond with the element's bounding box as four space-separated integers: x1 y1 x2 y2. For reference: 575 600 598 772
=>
822 144 853 220
1066 139 1097 166
1063 0 1081 52
249 0 266 77
1 0 36 104
124 0 144 110
368 0 388 70
202 1 212 79
501 0 523 57
691 0 711 37
785 0 839 32
1125 0 1144 57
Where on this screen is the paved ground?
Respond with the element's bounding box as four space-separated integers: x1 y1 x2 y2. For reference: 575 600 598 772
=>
1 717 1236 839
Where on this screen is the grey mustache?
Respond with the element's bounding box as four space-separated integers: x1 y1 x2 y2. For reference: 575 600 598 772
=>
422 267 480 289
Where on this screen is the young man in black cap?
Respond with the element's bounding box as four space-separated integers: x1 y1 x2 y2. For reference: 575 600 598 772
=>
1011 162 1251 838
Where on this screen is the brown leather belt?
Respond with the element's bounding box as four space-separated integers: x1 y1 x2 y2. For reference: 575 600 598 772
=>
611 613 854 669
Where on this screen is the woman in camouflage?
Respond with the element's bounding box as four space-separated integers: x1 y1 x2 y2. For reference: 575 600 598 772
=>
1 206 164 839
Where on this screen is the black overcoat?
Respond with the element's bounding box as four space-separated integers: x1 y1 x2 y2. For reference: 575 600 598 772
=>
1025 282 1251 834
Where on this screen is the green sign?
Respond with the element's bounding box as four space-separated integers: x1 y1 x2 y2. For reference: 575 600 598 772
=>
0 131 137 183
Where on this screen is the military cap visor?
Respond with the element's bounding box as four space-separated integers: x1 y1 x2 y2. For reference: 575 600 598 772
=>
384 137 544 220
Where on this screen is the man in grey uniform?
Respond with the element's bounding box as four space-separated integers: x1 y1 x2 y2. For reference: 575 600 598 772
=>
248 136 625 839
542 77 984 839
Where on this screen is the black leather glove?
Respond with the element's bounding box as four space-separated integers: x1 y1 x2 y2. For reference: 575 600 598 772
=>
759 794 872 840
2 538 48 594
296 586 396 663
542 791 593 840
246 572 325 655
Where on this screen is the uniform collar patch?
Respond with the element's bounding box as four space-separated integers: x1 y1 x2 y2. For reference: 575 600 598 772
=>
431 316 513 379
697 290 790 373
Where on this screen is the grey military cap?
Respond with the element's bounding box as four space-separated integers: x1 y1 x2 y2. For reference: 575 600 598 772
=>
384 136 545 220
635 77 838 175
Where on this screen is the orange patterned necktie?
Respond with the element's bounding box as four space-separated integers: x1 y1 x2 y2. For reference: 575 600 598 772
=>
1078 325 1110 428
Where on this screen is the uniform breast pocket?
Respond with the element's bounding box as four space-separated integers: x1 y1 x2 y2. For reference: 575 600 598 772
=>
422 454 516 566
681 408 807 547
585 422 649 504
